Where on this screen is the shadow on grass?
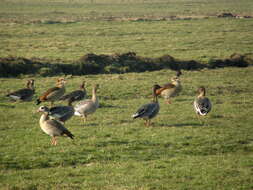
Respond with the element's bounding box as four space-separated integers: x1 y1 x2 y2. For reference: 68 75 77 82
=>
74 122 99 127
0 103 15 108
157 122 203 128
99 104 127 109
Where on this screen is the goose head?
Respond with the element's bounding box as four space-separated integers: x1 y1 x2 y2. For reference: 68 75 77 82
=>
25 80 31 88
176 70 182 77
197 86 206 97
80 81 86 90
170 76 180 85
56 78 66 87
29 79 35 90
93 84 99 93
37 106 50 113
152 84 160 102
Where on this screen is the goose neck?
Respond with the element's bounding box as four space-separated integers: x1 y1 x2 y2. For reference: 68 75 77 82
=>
39 112 49 124
91 89 97 102
198 92 205 98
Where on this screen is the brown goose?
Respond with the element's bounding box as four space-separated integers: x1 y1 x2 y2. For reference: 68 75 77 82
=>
60 81 86 103
74 84 99 122
37 106 74 145
132 85 160 126
155 76 182 104
6 79 35 101
36 78 66 107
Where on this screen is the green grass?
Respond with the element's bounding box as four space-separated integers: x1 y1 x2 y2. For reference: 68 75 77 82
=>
0 67 253 189
1 18 253 62
1 0 253 21
0 0 253 62
1 0 253 189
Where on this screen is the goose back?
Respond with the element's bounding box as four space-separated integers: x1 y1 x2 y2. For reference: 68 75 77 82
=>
6 79 35 101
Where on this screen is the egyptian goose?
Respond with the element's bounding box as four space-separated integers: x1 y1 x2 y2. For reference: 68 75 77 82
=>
193 86 212 116
37 106 74 145
132 85 160 126
60 81 86 102
155 76 182 104
74 84 99 122
49 97 75 123
6 79 35 101
36 78 66 107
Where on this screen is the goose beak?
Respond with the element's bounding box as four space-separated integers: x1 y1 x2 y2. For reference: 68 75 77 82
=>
36 108 42 113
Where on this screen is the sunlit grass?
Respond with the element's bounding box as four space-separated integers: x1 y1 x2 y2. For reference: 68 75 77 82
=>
0 67 253 189
0 0 253 62
0 0 253 189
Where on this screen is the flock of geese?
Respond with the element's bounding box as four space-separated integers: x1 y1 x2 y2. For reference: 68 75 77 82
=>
5 71 212 145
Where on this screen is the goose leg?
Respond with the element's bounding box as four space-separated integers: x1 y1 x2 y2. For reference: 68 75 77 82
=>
196 114 203 125
53 137 57 145
54 137 57 145
51 137 54 145
82 115 87 123
203 116 209 126
165 99 171 104
51 137 57 145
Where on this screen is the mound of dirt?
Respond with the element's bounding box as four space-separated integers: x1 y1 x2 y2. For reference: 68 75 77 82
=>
0 52 251 77
208 53 249 68
217 12 236 18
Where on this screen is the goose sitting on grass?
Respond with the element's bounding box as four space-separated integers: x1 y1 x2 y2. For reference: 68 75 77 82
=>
193 86 212 124
36 78 66 107
37 106 74 145
48 97 75 123
6 79 35 101
132 85 160 126
74 84 99 122
60 81 87 103
155 76 182 104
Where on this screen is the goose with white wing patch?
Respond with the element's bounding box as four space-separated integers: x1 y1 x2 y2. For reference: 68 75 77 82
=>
37 106 74 145
132 85 160 126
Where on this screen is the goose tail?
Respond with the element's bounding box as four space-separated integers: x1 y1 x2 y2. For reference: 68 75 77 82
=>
65 131 74 139
36 99 41 105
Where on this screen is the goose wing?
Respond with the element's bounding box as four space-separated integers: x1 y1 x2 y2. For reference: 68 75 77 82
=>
155 83 176 95
40 87 61 100
6 88 34 100
194 97 212 116
132 102 159 119
74 100 94 115
46 119 74 139
60 90 86 101
49 106 74 121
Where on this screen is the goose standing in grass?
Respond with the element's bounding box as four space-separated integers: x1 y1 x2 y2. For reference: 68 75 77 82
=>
36 78 66 107
193 86 212 124
60 81 87 103
74 84 99 122
155 76 182 104
48 97 75 123
37 106 74 145
6 79 35 101
132 85 160 126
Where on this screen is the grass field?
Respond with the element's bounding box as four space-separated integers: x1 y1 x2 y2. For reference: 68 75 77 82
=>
1 67 253 189
0 0 253 189
0 0 253 62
